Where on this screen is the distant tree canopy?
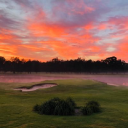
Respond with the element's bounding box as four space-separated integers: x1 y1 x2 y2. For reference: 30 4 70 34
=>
0 56 127 74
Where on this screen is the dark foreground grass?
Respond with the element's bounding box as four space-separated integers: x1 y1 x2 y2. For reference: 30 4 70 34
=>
0 79 128 128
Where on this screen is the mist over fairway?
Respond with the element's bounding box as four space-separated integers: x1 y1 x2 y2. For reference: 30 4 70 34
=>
0 73 128 86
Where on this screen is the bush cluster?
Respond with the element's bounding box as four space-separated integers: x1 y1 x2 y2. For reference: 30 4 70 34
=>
33 97 75 116
81 101 101 115
33 98 101 116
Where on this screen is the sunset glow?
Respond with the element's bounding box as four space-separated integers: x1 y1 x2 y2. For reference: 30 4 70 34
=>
0 0 128 61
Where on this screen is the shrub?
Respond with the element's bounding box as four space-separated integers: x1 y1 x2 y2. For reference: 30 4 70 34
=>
86 101 101 113
66 97 76 108
34 97 75 116
81 106 93 115
33 104 40 112
86 101 100 107
54 100 75 115
39 97 60 115
33 99 101 116
81 101 101 115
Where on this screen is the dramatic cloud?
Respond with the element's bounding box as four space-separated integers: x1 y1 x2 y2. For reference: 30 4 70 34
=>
0 0 128 61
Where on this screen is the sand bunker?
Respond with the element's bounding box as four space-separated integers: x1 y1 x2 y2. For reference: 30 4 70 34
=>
14 83 57 92
107 83 118 86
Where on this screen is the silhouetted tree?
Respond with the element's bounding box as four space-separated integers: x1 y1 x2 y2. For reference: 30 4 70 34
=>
0 56 5 72
0 56 127 74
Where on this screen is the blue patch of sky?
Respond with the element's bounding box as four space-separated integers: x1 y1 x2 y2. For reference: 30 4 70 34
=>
106 47 116 52
94 26 123 45
98 0 128 22
96 38 121 45
0 1 26 21
37 0 53 13
94 28 115 37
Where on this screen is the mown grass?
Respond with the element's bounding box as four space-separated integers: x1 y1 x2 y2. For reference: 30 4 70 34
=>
0 79 128 128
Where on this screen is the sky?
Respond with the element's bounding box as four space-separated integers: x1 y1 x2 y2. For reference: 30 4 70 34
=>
0 0 128 62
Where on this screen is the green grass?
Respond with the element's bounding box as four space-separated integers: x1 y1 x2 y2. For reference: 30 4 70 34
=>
0 79 128 128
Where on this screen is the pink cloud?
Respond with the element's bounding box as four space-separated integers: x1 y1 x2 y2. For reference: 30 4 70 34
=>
1 0 128 62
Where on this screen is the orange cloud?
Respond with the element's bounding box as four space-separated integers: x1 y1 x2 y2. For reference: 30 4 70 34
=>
82 34 92 39
50 41 80 59
84 23 94 30
1 0 127 62
98 24 107 30
28 22 66 38
90 46 100 52
0 44 17 58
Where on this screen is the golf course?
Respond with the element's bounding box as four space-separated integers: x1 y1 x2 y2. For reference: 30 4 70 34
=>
0 74 128 128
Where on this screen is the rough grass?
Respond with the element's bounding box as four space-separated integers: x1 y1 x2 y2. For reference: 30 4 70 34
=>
0 79 128 128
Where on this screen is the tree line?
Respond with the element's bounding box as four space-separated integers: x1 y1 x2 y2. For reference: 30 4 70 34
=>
0 56 128 74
